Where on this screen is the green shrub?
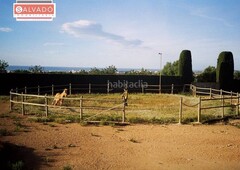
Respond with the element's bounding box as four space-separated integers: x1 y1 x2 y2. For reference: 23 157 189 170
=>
178 50 193 84
216 51 234 90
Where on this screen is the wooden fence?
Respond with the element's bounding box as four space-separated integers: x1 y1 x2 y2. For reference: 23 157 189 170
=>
178 85 240 124
10 91 126 123
11 84 238 124
11 83 185 95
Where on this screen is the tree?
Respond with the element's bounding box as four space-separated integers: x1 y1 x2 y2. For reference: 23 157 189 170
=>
234 71 240 80
28 65 44 73
102 65 117 75
216 51 234 90
162 60 179 76
125 68 153 75
88 67 102 74
178 50 193 84
0 59 9 73
77 69 89 75
197 66 216 82
12 69 30 73
88 65 118 75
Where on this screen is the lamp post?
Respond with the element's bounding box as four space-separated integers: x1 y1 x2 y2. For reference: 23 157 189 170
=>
159 53 162 93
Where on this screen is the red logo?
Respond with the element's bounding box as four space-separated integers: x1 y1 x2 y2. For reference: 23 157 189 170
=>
13 1 56 21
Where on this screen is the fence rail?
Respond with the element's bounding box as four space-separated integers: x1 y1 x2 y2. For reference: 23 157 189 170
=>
10 91 127 123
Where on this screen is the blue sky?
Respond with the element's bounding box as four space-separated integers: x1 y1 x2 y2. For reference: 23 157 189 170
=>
0 0 240 70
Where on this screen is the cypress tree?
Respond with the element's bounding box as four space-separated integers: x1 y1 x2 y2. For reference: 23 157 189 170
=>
178 50 193 84
216 51 234 90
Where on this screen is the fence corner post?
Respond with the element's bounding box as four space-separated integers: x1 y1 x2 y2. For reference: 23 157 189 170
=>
45 94 48 117
21 92 25 116
171 84 174 94
79 96 83 121
122 101 126 123
197 97 201 123
209 88 212 98
69 83 72 95
10 89 13 112
52 84 54 96
25 86 27 94
107 81 110 94
89 83 91 94
179 97 183 124
237 93 239 116
38 85 40 95
221 94 224 118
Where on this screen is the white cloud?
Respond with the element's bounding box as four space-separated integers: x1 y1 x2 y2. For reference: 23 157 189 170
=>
61 20 143 46
0 27 13 32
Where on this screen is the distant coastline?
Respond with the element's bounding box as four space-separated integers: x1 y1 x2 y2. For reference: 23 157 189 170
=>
8 65 159 73
8 65 91 72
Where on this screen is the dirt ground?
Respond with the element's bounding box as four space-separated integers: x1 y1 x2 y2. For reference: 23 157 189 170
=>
1 101 240 170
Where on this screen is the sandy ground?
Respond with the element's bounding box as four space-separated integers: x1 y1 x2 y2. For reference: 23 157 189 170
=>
1 101 240 170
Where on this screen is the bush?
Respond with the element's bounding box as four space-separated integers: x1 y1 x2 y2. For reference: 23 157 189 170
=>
216 51 234 90
178 50 193 84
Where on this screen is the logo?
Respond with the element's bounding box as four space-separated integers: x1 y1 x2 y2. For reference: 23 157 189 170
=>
13 0 56 21
108 80 148 89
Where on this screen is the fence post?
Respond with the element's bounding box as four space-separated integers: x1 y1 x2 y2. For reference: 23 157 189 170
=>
79 96 83 120
222 94 224 118
52 84 54 96
209 88 212 98
16 88 19 102
21 92 25 116
107 81 110 94
25 86 27 94
122 101 126 123
220 89 223 96
141 83 144 94
45 94 48 117
89 83 91 94
237 93 239 116
38 85 40 95
10 89 13 112
194 86 196 97
179 97 183 124
197 97 201 123
171 84 174 94
230 91 233 105
69 83 72 95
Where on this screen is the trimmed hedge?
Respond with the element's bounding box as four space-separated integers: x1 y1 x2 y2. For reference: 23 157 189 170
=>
216 51 234 90
178 50 193 84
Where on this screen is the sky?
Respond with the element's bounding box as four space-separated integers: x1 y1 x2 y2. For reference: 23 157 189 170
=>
0 0 240 70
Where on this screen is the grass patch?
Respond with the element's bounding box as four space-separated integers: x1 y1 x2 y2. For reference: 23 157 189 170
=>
28 117 55 123
10 93 239 125
9 160 24 170
63 165 72 170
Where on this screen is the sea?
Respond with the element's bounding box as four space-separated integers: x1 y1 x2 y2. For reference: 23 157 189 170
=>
7 65 159 73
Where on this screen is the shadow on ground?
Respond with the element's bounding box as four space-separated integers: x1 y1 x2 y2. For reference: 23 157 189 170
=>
0 142 42 170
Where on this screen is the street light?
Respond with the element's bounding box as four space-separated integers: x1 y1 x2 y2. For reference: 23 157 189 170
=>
158 53 162 93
